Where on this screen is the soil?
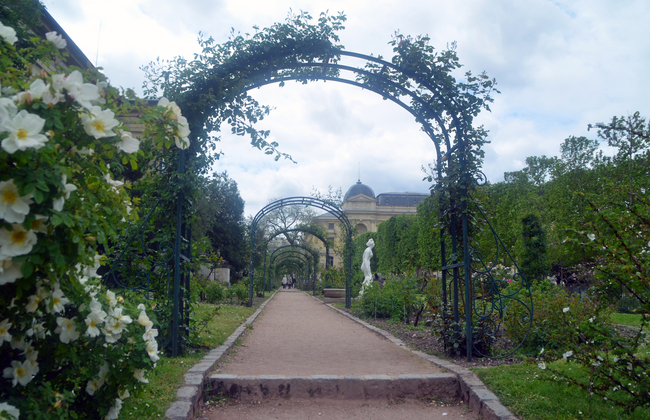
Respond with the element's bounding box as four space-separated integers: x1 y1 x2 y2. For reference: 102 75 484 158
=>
355 315 524 369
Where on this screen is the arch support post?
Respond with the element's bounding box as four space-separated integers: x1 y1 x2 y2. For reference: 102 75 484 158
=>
172 149 185 357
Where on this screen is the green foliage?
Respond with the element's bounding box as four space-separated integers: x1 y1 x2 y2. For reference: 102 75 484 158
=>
205 282 226 304
193 172 247 277
359 276 428 324
505 287 607 355
0 27 189 419
376 215 419 275
520 214 549 283
616 295 642 314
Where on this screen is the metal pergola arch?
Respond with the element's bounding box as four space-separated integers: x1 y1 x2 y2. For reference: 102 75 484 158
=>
268 244 320 295
260 226 332 297
273 256 310 288
249 197 353 307
120 34 532 359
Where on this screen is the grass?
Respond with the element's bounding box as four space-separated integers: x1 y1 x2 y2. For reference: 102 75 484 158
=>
474 359 650 420
119 297 271 420
610 312 648 328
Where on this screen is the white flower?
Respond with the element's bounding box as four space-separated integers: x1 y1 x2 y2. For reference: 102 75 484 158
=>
29 214 48 234
0 318 12 346
106 290 117 308
15 79 50 104
103 172 124 188
26 320 47 340
45 31 67 49
137 303 146 310
116 130 140 153
98 362 109 383
85 309 107 337
142 327 158 342
55 317 80 343
25 284 48 312
0 22 18 45
0 110 48 154
119 389 130 400
105 398 122 420
63 71 99 109
587 233 596 241
49 286 70 313
157 97 183 120
563 307 570 313
589 317 594 323
0 402 20 419
146 339 159 362
173 115 191 150
0 255 22 285
137 311 152 327
85 377 104 396
0 179 33 223
85 363 109 395
3 359 34 386
81 106 119 139
133 369 149 383
0 97 18 120
563 350 573 359
108 307 132 330
0 224 38 256
52 175 77 212
538 361 546 370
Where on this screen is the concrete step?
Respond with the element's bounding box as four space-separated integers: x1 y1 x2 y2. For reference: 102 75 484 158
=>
208 373 460 401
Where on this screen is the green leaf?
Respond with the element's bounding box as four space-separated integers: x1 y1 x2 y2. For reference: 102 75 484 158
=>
51 214 63 226
20 261 34 278
33 189 44 204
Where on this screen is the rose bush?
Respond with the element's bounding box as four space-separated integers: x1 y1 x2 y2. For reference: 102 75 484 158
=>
0 24 189 419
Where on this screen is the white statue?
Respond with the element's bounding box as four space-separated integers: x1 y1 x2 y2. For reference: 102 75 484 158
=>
359 238 375 296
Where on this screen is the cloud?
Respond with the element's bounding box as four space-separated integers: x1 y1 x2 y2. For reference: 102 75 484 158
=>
40 0 650 217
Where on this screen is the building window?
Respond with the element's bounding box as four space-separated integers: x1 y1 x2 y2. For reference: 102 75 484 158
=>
328 223 334 230
328 256 334 266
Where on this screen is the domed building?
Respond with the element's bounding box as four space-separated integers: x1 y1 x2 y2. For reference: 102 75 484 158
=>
312 180 428 267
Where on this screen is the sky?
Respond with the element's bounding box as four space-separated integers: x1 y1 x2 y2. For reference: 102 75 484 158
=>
39 0 650 217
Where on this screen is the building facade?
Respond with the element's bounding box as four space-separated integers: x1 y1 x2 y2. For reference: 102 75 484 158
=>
312 180 428 267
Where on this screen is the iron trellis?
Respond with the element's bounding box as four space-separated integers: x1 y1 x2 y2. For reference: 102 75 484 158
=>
260 227 332 296
249 197 353 307
268 244 320 295
146 31 532 359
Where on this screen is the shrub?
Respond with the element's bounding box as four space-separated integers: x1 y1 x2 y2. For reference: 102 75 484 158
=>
205 282 226 304
505 286 608 354
0 25 188 419
617 295 642 314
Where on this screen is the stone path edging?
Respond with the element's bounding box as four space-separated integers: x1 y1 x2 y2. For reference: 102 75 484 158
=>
314 294 518 420
164 291 278 420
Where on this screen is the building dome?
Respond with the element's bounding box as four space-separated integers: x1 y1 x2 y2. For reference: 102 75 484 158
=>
343 180 375 201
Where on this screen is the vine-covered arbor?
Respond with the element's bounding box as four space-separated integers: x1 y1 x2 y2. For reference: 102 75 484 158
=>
114 11 532 359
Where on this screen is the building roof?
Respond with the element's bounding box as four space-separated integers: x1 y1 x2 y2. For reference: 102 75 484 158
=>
343 180 375 201
376 192 428 207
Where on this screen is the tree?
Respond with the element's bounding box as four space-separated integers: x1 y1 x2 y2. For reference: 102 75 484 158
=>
520 213 549 283
193 172 247 278
310 185 343 208
260 201 316 246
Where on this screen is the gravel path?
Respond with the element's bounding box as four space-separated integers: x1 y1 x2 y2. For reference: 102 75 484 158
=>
215 289 443 376
200 290 479 419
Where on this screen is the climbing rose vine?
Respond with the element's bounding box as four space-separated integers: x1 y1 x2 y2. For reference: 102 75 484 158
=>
0 24 189 419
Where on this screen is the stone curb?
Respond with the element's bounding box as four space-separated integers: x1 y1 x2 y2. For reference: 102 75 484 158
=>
207 373 459 401
315 294 518 420
164 290 278 420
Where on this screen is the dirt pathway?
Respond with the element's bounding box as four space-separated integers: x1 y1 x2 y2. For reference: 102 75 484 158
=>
215 289 443 376
197 290 479 419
